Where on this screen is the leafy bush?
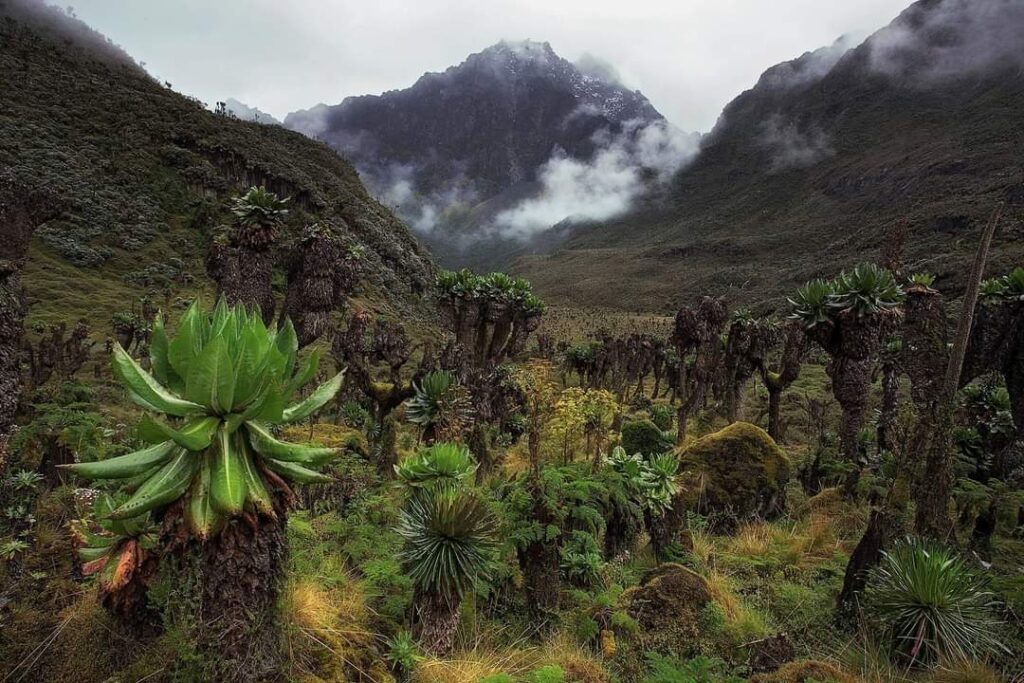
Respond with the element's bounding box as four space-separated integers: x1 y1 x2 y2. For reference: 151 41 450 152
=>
642 653 744 683
620 419 673 457
385 630 422 673
649 404 675 431
865 538 1006 664
526 665 565 683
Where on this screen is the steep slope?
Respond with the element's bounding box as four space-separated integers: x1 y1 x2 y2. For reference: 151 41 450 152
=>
0 0 433 328
285 40 666 265
515 0 1024 312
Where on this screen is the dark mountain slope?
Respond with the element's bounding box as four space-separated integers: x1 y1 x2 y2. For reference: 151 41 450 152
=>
0 0 433 327
286 41 665 265
515 0 1024 312
287 40 660 197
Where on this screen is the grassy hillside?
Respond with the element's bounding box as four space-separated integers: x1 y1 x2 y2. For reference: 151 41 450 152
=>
0 0 434 332
515 0 1024 313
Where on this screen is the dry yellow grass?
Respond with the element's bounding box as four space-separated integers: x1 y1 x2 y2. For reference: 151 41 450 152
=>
411 633 610 683
730 522 773 557
284 577 388 682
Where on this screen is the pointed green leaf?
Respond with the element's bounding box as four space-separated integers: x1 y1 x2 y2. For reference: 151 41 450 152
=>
186 454 218 538
274 318 298 379
61 440 177 480
149 316 171 386
186 336 236 413
263 457 333 484
286 347 321 397
168 301 203 379
245 421 338 465
282 371 345 423
210 428 248 515
78 545 113 562
109 449 197 519
111 343 204 417
138 416 220 451
239 445 275 516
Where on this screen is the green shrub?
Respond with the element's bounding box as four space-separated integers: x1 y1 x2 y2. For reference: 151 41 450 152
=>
641 653 744 683
865 538 1006 664
527 664 566 683
649 404 675 431
621 419 673 457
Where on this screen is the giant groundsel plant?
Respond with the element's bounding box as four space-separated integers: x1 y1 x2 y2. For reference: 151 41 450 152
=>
64 299 344 536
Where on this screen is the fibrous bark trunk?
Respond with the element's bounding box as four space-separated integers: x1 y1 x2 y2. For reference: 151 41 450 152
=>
415 591 461 656
164 503 289 682
206 241 276 324
521 491 560 614
0 170 56 470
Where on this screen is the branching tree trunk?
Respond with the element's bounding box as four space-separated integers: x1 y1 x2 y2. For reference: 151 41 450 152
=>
758 322 806 442
0 170 57 470
672 298 728 445
915 207 1000 540
280 222 360 348
838 208 1001 613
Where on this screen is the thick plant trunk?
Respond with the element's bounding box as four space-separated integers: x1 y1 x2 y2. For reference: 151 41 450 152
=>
646 503 686 564
521 493 560 614
836 501 902 617
165 507 289 682
100 550 162 638
0 170 55 469
876 362 900 454
415 591 461 656
521 538 560 614
207 243 276 323
830 356 872 498
0 274 25 470
766 385 783 442
914 407 957 541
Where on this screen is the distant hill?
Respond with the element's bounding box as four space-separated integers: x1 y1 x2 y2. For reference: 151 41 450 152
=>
0 0 433 329
285 40 674 268
223 98 281 125
514 0 1024 312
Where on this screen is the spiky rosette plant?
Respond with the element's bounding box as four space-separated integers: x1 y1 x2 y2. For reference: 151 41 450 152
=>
394 442 478 489
788 279 837 327
230 185 289 250
65 299 343 536
865 538 1007 664
828 263 904 316
404 371 473 443
396 487 496 655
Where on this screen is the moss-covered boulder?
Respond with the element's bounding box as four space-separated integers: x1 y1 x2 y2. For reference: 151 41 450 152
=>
624 563 711 652
676 422 790 528
752 659 861 683
620 418 674 456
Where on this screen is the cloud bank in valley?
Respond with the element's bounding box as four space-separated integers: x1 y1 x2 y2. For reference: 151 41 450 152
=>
491 119 700 239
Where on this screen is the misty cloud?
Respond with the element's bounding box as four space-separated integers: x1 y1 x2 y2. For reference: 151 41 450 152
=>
575 53 622 85
757 34 859 90
868 0 1024 81
491 119 699 239
758 114 834 172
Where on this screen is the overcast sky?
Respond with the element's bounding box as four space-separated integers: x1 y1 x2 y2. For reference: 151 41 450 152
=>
69 0 911 132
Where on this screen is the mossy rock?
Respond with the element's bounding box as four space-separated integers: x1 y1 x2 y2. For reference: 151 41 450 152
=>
620 418 673 456
624 563 711 652
676 422 790 528
752 659 861 683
